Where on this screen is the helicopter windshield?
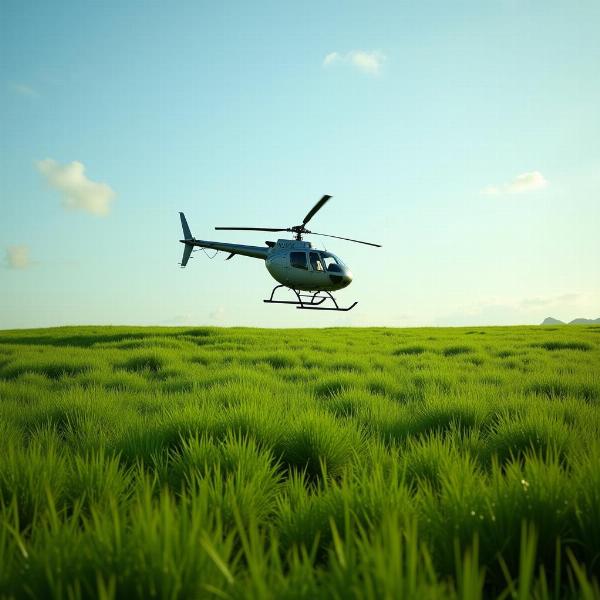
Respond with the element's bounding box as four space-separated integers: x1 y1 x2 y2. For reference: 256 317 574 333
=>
319 252 345 273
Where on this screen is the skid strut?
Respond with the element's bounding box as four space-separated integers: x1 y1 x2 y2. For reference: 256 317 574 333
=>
263 285 358 312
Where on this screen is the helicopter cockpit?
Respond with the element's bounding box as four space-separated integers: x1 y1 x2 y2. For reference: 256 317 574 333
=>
289 250 346 273
319 252 345 273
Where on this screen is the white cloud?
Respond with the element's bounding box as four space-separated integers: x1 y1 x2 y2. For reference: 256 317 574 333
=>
506 171 548 193
349 50 386 74
482 171 548 196
36 159 115 216
480 185 501 196
8 82 38 98
209 306 226 322
5 245 31 269
323 50 386 74
323 52 341 67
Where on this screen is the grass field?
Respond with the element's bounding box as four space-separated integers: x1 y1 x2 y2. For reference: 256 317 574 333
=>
0 325 599 599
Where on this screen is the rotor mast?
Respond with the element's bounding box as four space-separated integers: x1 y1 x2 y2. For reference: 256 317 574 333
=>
290 224 309 241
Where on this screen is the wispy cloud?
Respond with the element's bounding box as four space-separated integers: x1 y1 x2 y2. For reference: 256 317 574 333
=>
209 306 226 322
506 171 548 193
323 50 386 75
520 293 580 309
482 171 548 196
323 52 341 67
161 313 196 325
5 245 31 269
36 159 115 216
437 292 591 326
7 81 39 98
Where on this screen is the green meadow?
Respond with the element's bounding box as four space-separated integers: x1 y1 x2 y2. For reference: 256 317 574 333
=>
0 325 599 599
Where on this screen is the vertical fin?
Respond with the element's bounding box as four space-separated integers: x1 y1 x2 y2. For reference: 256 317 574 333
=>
179 212 193 240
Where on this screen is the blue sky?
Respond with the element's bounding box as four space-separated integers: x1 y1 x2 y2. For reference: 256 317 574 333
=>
1 0 599 328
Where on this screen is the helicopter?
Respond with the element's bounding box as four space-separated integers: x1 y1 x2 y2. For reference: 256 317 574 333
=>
178 195 381 311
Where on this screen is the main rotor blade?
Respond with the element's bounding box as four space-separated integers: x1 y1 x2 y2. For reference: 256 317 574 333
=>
215 227 289 232
309 231 382 248
302 195 332 226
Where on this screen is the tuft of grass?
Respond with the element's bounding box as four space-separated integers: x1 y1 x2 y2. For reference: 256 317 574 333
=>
485 412 573 465
275 412 363 480
117 352 167 373
0 436 68 529
393 345 427 356
533 340 592 352
442 345 474 357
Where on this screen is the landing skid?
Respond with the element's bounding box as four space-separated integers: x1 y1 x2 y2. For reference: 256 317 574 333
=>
263 285 358 312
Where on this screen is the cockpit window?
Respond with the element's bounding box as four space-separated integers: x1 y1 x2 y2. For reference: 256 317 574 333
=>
309 252 324 272
320 252 342 272
290 251 308 270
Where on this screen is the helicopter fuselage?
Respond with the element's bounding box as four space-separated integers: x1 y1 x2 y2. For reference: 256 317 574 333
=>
179 235 353 292
265 239 352 292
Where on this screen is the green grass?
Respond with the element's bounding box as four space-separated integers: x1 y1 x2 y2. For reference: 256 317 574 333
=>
0 324 599 599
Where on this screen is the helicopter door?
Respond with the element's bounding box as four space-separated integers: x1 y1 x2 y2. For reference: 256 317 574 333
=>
309 252 324 272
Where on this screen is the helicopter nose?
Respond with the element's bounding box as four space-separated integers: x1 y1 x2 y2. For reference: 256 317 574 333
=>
342 270 353 286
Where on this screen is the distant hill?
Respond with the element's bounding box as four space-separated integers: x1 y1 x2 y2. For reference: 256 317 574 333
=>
569 317 600 325
542 317 564 325
541 316 600 325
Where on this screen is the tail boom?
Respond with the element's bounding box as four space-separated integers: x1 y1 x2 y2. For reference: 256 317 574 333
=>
181 239 269 260
178 212 268 267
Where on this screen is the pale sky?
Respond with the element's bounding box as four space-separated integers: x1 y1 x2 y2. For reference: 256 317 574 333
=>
1 0 599 328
